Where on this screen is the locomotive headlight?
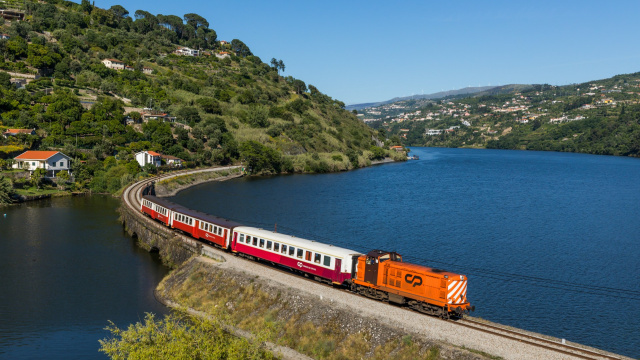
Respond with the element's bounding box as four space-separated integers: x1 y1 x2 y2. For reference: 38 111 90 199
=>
460 275 464 280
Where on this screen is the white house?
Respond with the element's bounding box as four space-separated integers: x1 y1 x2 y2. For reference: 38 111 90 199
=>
102 58 125 70
13 150 72 177
160 154 183 167
426 129 443 136
135 151 162 168
174 46 199 56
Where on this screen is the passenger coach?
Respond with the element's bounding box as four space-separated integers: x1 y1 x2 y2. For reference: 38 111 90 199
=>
141 195 241 248
141 195 174 226
231 226 362 285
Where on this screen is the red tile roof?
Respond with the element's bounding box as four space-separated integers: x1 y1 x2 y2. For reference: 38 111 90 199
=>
4 129 34 134
147 151 161 156
14 150 60 160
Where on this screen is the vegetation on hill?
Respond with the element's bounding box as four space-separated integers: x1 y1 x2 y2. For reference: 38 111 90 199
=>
0 0 395 197
364 75 640 157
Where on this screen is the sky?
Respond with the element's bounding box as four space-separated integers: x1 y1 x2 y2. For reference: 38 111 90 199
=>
93 0 640 105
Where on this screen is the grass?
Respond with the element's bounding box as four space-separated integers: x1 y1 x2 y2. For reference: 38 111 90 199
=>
157 258 455 360
155 168 240 194
14 187 68 196
460 346 504 360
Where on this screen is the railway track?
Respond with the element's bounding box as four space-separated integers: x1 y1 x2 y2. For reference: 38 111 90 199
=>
121 168 629 360
453 319 625 360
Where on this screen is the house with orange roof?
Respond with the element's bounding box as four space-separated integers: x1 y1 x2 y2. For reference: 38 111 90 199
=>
215 51 231 59
2 128 36 138
12 150 71 177
135 150 162 168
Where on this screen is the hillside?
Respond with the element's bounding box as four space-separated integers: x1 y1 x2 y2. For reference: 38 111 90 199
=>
0 0 399 196
345 86 497 111
363 75 640 157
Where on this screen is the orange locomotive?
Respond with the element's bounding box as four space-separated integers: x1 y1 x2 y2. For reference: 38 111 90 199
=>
350 250 474 318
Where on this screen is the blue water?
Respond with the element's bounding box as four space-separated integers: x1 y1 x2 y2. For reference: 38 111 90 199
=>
0 196 169 359
172 147 640 358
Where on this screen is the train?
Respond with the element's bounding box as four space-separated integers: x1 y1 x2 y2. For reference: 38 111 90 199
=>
141 194 474 318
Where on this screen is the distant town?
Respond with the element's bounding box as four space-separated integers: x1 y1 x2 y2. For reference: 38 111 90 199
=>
358 76 640 156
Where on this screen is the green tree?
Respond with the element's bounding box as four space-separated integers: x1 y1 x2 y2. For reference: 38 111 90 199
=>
0 176 14 205
109 5 129 19
31 168 47 189
183 13 209 29
57 170 70 182
99 312 274 360
240 140 282 174
230 39 252 57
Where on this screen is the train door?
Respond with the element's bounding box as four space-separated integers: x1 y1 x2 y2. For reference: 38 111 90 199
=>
333 258 342 282
223 229 228 248
364 255 379 285
231 232 238 251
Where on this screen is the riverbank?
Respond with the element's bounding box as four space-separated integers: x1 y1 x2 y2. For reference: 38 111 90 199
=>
154 167 243 197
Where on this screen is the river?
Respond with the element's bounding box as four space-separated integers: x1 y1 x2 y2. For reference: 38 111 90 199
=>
171 147 640 358
0 196 168 359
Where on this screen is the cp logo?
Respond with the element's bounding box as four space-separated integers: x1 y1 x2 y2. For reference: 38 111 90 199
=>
405 274 423 287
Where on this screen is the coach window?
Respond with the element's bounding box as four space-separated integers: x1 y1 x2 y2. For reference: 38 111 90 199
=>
297 249 303 259
281 245 287 254
289 246 295 256
218 227 222 235
314 253 322 264
252 237 258 246
304 251 312 261
259 238 265 248
239 234 245 243
324 255 331 267
266 241 272 250
274 243 280 252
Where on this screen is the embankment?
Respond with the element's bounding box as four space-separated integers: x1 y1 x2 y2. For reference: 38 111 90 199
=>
156 256 486 360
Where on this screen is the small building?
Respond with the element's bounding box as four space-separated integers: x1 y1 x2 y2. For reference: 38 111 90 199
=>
426 129 443 136
215 51 231 59
3 128 35 138
125 65 134 71
174 46 199 57
142 67 153 75
102 58 125 70
389 145 404 152
10 78 28 89
141 111 176 123
0 33 10 40
13 150 72 177
161 154 183 167
219 40 228 46
135 151 162 168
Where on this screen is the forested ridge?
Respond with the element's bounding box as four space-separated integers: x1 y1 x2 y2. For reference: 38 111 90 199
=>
366 75 640 157
0 0 397 199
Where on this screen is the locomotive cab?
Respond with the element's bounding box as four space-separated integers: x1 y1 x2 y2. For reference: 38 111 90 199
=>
362 250 402 285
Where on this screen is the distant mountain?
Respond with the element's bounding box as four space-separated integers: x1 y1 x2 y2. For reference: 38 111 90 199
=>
346 86 499 111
